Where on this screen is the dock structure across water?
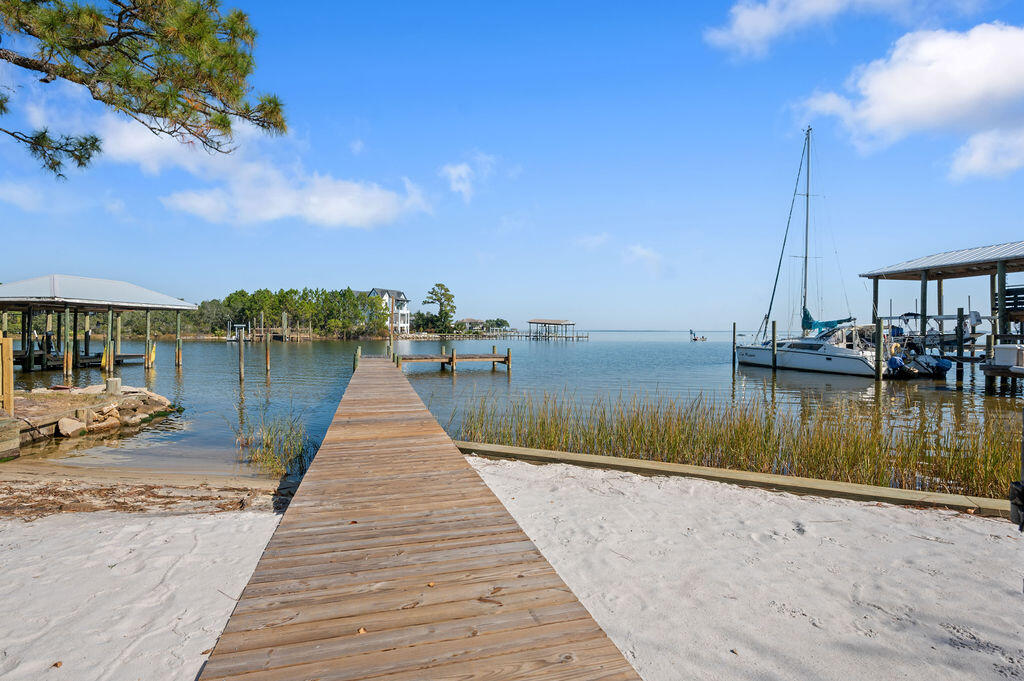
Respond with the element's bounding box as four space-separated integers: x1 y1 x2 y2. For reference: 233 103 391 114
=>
392 346 511 372
197 357 639 681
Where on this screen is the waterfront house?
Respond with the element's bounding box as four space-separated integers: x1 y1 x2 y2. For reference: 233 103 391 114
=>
459 318 487 331
369 288 410 334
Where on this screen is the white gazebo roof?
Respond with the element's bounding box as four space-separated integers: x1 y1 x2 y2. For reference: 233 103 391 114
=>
0 274 197 311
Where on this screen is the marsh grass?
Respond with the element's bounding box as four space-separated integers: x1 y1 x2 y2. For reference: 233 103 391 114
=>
457 392 1020 499
235 410 315 476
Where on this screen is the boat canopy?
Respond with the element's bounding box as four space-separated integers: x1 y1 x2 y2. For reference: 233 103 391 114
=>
802 308 854 333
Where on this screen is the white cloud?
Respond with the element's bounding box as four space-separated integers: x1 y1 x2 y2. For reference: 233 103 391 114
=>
624 244 663 272
440 162 475 202
350 139 364 155
575 232 610 249
705 0 980 57
806 22 1024 176
439 151 498 203
0 181 43 211
951 127 1024 178
96 116 427 227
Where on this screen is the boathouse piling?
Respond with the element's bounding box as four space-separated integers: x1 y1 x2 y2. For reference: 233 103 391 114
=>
237 326 245 382
771 320 777 371
492 345 497 371
0 337 12 415
115 312 122 355
732 322 737 368
174 311 182 368
956 307 965 385
105 307 114 373
875 317 883 381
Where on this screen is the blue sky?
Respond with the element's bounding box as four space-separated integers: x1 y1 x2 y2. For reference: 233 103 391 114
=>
2 1 1023 332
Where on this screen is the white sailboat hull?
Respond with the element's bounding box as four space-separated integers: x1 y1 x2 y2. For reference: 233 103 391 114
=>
736 343 876 377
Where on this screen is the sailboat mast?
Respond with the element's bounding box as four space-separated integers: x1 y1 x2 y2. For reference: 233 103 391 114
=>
801 126 811 336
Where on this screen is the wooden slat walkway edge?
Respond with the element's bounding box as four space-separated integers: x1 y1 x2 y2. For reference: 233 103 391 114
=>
198 358 640 681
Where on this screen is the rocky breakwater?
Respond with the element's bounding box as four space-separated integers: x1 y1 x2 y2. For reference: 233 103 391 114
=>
1 382 181 458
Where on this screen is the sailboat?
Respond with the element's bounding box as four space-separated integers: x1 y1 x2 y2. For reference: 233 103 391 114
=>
736 127 880 378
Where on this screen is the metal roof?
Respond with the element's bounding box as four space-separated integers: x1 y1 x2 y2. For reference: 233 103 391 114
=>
369 288 408 302
860 240 1024 280
528 318 575 325
0 275 197 311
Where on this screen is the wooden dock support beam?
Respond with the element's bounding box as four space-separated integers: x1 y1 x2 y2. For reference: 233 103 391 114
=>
506 347 511 371
25 307 34 372
353 345 361 371
238 330 244 382
732 322 737 368
174 311 182 368
115 312 122 355
72 309 79 369
0 337 12 415
144 310 152 369
920 271 928 351
874 317 883 381
103 307 113 372
84 312 91 358
262 312 269 373
63 305 71 378
936 278 944 348
451 347 457 373
771 320 777 372
956 307 965 385
491 345 497 371
997 260 1007 341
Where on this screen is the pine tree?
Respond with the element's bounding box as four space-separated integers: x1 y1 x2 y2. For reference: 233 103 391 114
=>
0 0 285 176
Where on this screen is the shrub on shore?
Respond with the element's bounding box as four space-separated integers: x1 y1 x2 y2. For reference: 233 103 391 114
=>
457 392 1019 499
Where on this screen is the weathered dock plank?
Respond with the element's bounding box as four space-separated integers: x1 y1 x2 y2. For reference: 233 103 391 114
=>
198 358 638 681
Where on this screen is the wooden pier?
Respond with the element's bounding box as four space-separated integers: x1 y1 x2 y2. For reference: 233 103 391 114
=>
198 358 638 681
395 347 511 372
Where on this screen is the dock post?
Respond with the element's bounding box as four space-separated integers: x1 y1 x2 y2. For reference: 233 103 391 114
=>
72 309 79 369
175 311 182 368
0 337 12 415
396 354 402 368
997 260 1007 343
84 312 91 359
63 305 71 378
771 320 777 372
263 314 270 373
732 322 736 368
46 311 52 335
353 345 360 371
1 311 6 338
282 311 288 342
956 307 965 385
874 317 883 381
492 345 497 371
936 279 944 352
115 312 122 355
25 307 34 372
451 347 457 373
238 330 245 382
144 310 152 369
105 306 113 372
506 347 511 371
920 271 929 351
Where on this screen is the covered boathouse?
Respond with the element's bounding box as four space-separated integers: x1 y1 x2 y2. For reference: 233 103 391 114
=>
0 274 197 375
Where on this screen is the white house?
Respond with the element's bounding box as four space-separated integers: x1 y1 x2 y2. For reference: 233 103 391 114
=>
369 288 410 334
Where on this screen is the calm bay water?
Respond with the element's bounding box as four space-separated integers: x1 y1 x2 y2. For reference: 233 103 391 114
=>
13 331 1019 476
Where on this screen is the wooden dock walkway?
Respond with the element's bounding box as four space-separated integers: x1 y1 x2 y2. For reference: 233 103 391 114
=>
198 358 639 681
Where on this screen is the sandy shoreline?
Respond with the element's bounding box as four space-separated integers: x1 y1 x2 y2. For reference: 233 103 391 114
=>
0 509 279 680
469 457 1024 681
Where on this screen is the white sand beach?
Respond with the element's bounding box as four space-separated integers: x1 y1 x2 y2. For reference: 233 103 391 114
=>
469 457 1024 681
0 510 279 681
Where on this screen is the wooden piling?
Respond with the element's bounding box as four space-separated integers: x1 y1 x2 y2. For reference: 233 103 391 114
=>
771 320 777 372
920 271 928 351
84 312 91 358
238 329 245 382
72 309 79 369
731 322 736 367
282 311 288 342
103 307 113 372
997 260 1007 341
506 347 511 371
874 317 883 381
0 337 13 415
145 310 152 369
115 312 122 355
1 311 6 338
956 307 965 385
492 345 497 371
63 305 71 377
451 347 457 373
936 278 944 348
25 307 34 372
262 312 269 373
175 311 182 368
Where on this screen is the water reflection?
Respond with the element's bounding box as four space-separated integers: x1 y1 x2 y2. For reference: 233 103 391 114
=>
9 332 1020 475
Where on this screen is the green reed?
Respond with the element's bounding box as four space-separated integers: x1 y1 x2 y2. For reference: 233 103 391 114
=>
457 392 1021 499
235 411 314 476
